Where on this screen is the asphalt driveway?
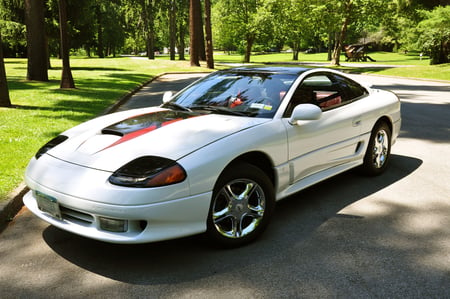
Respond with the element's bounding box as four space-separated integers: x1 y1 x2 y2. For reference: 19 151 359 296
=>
0 72 449 298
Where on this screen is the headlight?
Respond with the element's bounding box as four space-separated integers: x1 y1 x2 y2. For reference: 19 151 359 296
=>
35 135 68 159
109 156 187 188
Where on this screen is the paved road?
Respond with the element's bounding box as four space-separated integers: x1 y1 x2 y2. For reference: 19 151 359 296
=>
114 73 207 111
0 73 449 298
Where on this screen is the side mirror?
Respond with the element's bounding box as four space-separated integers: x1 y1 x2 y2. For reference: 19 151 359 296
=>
289 104 322 125
162 91 173 103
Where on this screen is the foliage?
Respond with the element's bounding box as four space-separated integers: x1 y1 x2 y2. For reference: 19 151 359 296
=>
416 6 450 64
0 21 26 57
0 0 26 57
0 0 448 63
213 0 271 61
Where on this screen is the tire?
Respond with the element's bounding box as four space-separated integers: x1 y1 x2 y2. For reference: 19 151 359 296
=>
206 162 275 247
361 121 392 176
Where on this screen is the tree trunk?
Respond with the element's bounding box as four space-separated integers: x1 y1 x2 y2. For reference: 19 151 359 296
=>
96 5 104 58
58 0 75 89
140 0 155 60
148 3 155 60
327 32 333 61
331 0 352 66
244 35 254 63
430 40 449 65
331 20 347 66
189 0 200 66
169 1 177 61
25 0 48 81
292 40 300 61
45 35 52 69
178 21 186 60
204 0 214 69
0 32 11 107
197 6 206 62
148 28 155 59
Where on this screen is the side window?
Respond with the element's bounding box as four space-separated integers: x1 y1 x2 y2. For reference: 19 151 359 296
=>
332 74 368 101
284 74 342 116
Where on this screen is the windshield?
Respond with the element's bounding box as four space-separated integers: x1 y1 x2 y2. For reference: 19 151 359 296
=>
170 71 297 118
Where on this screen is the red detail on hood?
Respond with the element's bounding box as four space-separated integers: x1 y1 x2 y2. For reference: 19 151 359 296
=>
98 114 201 153
102 125 158 151
161 118 183 126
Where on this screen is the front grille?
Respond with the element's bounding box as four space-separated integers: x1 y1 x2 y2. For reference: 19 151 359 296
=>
60 206 94 224
57 204 146 235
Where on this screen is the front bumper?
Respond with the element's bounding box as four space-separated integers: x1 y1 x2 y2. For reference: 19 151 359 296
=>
23 186 211 244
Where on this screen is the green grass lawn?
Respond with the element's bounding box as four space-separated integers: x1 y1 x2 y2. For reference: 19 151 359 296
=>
215 51 431 65
214 51 450 81
1 52 448 202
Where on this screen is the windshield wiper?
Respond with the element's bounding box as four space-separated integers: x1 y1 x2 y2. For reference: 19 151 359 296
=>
190 105 248 116
161 102 192 112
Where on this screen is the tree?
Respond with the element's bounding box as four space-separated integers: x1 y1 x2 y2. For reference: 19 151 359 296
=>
0 1 26 58
278 0 313 61
330 0 353 66
263 0 289 53
241 0 262 63
416 6 450 64
329 0 390 66
95 3 105 58
143 0 157 59
167 0 177 60
101 2 126 57
25 0 48 81
176 0 189 60
58 0 75 88
308 2 342 61
0 32 11 107
213 0 272 63
189 0 201 66
204 0 214 68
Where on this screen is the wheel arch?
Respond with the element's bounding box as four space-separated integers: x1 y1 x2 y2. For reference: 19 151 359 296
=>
374 116 393 137
219 151 276 188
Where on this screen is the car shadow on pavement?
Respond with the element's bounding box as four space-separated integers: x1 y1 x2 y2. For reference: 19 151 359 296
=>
42 154 422 285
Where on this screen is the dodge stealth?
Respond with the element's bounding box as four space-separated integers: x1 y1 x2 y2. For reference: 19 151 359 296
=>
24 66 401 247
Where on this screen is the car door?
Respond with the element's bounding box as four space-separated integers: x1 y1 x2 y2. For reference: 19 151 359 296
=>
282 73 367 186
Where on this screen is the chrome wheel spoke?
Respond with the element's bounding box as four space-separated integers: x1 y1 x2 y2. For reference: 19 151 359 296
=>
248 198 265 215
238 182 256 200
231 216 241 237
212 206 231 222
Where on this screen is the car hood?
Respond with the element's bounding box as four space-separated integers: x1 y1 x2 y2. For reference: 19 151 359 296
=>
46 107 269 172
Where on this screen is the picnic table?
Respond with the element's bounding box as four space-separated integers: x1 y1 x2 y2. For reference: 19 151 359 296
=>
344 44 376 62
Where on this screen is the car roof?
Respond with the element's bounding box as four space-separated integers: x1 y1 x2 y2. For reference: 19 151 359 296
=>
221 65 311 76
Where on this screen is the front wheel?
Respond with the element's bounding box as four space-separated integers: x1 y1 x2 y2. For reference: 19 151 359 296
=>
361 122 392 176
206 163 275 247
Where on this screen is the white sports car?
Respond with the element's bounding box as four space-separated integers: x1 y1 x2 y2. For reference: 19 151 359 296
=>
24 66 401 247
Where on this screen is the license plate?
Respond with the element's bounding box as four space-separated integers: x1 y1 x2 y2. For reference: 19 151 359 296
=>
35 191 62 220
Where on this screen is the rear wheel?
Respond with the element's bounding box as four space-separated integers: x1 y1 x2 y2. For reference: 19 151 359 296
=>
361 122 392 176
206 162 275 247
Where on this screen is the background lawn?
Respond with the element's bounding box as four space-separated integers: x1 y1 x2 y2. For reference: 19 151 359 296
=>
214 51 450 81
1 53 449 202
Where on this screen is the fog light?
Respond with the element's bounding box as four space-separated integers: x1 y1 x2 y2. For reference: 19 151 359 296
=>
99 217 128 232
